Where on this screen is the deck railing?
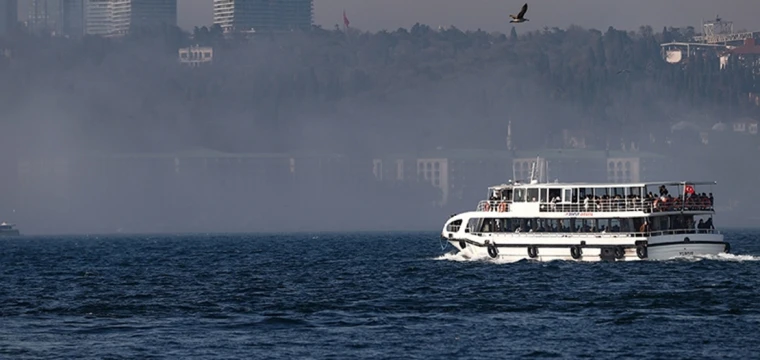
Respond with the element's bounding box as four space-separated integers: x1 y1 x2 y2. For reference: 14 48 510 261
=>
476 199 714 213
476 200 511 212
467 228 719 238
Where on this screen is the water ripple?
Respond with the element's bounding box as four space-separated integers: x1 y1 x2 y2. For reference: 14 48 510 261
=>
0 230 758 359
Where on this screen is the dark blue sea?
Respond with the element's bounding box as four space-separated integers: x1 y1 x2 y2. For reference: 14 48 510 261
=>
1 230 759 359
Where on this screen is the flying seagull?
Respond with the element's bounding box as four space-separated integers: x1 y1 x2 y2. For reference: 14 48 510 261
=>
616 69 631 75
510 3 529 23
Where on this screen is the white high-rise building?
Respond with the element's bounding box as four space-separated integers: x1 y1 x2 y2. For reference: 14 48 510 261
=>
85 0 130 36
213 0 313 33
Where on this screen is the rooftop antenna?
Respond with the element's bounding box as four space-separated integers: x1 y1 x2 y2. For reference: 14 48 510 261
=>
529 155 539 184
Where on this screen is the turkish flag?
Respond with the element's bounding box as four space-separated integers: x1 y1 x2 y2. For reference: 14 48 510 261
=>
685 184 695 194
343 10 350 27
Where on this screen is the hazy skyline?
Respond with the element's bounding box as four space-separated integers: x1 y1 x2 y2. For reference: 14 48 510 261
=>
180 0 760 34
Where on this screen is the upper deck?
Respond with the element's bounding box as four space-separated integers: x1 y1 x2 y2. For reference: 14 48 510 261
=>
477 180 716 217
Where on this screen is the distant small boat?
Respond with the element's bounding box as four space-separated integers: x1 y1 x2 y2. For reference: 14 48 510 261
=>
0 222 20 236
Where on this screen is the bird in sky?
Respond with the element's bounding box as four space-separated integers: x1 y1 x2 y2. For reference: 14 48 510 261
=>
509 3 529 23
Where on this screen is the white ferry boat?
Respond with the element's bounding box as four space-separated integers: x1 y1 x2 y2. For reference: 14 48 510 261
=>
441 165 726 262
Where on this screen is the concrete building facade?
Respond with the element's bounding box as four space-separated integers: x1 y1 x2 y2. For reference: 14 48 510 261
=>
213 0 313 33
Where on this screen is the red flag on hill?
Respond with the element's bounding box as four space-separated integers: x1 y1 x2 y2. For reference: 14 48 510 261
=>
343 10 350 28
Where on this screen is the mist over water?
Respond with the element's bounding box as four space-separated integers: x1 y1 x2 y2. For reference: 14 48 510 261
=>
1 12 759 234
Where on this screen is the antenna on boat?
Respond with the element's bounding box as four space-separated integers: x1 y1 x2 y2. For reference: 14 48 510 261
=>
530 155 539 184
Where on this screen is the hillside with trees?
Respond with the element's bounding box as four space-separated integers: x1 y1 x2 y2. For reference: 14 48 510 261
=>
1 23 757 157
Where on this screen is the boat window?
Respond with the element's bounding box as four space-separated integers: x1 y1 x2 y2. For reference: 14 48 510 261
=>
629 187 642 197
609 218 621 232
466 218 481 232
446 219 462 232
514 188 526 202
594 187 609 198
597 218 609 232
502 189 512 200
548 188 561 202
562 189 572 203
527 188 539 202
488 188 498 200
612 187 626 197
478 218 511 233
579 187 593 199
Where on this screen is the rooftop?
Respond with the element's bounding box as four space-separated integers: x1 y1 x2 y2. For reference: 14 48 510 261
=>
728 38 760 55
379 148 667 160
487 180 718 190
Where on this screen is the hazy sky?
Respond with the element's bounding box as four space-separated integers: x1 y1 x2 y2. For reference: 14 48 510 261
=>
180 0 760 34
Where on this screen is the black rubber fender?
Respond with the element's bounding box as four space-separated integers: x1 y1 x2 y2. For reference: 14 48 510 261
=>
614 246 625 260
570 245 582 259
459 240 466 249
487 242 498 258
724 243 731 253
527 246 538 259
636 245 647 259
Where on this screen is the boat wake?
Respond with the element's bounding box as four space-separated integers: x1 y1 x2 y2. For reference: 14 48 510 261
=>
664 252 760 262
433 252 525 264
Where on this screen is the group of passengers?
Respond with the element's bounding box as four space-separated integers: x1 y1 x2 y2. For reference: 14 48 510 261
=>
484 185 715 213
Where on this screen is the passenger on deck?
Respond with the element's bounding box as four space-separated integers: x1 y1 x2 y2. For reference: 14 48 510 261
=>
639 220 649 233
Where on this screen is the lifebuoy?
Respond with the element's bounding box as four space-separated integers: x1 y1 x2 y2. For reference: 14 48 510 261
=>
498 202 508 212
614 246 625 260
459 240 466 249
483 202 491 211
570 245 582 259
527 246 538 259
487 242 498 258
636 245 647 259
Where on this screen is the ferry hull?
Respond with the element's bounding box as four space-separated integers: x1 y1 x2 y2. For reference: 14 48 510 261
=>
445 234 728 262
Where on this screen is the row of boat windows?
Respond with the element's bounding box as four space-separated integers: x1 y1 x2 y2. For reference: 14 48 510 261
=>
489 186 678 203
461 215 713 233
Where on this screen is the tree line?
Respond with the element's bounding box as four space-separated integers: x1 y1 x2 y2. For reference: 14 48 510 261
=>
0 23 757 156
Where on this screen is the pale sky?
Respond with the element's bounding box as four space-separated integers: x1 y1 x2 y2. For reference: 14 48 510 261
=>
179 0 760 34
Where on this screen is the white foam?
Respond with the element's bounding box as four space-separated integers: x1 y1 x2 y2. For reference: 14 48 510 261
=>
665 252 760 262
433 252 524 264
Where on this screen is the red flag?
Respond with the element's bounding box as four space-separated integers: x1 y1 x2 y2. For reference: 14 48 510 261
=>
685 184 695 195
343 10 350 28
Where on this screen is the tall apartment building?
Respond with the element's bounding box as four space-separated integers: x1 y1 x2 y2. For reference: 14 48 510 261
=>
130 0 176 29
83 0 176 37
61 0 85 37
21 0 86 37
26 0 62 34
0 0 18 36
85 0 130 36
213 0 313 33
